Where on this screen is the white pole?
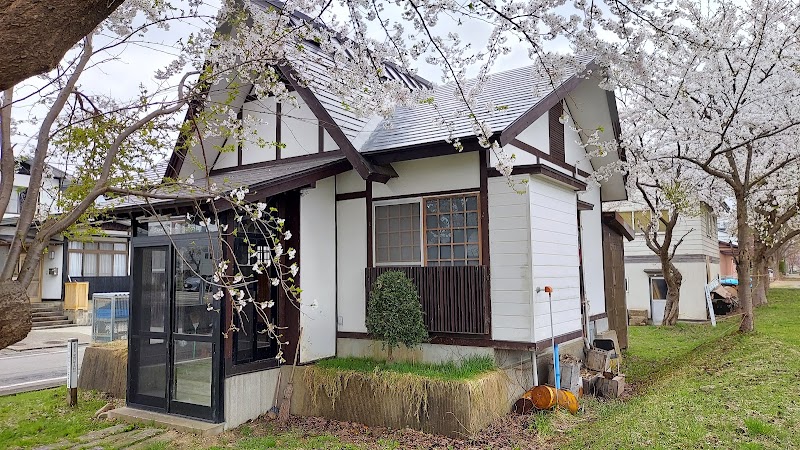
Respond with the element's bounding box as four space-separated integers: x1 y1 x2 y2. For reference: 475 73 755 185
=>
66 338 78 406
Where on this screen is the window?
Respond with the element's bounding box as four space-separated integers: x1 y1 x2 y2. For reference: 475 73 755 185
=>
375 202 421 264
232 225 279 365
620 210 668 234
374 192 482 267
68 240 128 277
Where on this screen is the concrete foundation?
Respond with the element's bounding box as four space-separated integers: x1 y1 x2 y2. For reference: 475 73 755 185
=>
105 407 224 435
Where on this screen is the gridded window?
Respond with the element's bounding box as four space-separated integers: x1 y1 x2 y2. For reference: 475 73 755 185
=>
424 194 480 266
375 203 421 264
68 240 128 277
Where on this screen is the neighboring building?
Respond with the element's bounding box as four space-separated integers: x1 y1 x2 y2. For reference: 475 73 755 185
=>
718 228 738 279
0 160 66 303
109 2 628 429
605 202 720 322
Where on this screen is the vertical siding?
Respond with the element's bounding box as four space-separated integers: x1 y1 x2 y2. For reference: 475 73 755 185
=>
299 177 337 363
529 177 582 342
488 175 533 342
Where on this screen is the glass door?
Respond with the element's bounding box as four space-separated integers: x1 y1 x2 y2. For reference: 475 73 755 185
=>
128 245 170 409
169 238 218 420
129 236 222 422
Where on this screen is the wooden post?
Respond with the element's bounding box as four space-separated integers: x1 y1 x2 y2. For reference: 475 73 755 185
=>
67 338 78 407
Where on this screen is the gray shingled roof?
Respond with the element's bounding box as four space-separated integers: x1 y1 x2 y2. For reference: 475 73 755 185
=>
110 152 346 212
360 63 588 153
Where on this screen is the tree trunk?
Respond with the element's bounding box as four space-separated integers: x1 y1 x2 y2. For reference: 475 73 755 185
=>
752 256 769 307
661 259 683 326
0 280 32 349
0 1 122 90
736 204 755 332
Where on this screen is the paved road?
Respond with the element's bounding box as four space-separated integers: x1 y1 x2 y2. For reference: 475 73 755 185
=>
0 344 87 396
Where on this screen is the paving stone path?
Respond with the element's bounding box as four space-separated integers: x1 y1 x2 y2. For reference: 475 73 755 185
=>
33 424 180 450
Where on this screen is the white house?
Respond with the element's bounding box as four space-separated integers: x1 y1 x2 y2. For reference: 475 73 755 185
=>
110 0 629 429
604 201 720 322
0 160 66 303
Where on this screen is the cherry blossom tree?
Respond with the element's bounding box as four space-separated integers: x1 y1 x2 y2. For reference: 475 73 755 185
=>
608 0 800 332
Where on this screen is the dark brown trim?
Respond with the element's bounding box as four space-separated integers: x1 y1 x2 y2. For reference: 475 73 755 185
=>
365 136 488 165
549 102 565 162
318 123 325 153
209 150 344 176
499 62 599 147
488 164 587 191
237 108 244 167
372 187 480 202
275 102 282 160
278 191 302 364
628 254 721 264
225 358 280 378
602 212 635 241
366 182 373 268
478 149 492 338
577 200 594 211
510 139 591 178
336 191 367 201
589 312 608 322
533 329 584 349
277 65 396 183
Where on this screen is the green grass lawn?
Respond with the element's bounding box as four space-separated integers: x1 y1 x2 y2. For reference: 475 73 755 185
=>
561 288 800 449
0 388 113 449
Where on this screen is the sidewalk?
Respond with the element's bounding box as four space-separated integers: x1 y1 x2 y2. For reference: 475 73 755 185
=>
4 325 92 352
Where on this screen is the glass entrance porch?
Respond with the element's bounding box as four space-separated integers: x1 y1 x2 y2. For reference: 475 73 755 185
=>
128 233 222 422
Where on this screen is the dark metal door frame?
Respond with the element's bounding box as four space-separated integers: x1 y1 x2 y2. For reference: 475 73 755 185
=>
128 234 223 423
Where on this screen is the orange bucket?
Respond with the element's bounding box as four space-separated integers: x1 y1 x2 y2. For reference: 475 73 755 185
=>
521 385 579 414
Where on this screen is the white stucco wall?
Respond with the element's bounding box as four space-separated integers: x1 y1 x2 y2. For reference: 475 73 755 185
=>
41 244 64 300
529 177 582 343
578 186 606 318
299 177 337 363
335 198 368 333
371 152 479 198
488 175 533 342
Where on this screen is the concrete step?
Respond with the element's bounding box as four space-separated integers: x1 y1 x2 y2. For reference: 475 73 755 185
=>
30 305 64 313
105 406 225 436
32 311 66 318
32 320 74 329
32 315 71 322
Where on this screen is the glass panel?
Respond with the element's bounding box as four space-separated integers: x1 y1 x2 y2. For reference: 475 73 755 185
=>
651 278 668 300
389 247 401 261
376 217 388 233
454 260 466 266
82 253 97 276
401 247 413 260
426 215 437 229
467 259 479 265
440 246 451 259
425 200 437 214
113 254 127 276
84 242 98 250
452 197 465 212
466 196 478 210
139 247 167 332
174 242 214 335
467 244 480 258
426 231 438 244
401 232 413 246
452 213 465 227
172 340 212 407
376 205 389 219
99 243 114 251
389 232 400 246
69 241 83 250
439 198 451 212
133 337 167 399
375 202 421 264
427 246 438 260
467 229 479 243
377 232 389 247
377 247 389 261
439 214 451 228
453 229 465 243
99 253 113 276
439 229 451 243
114 243 127 251
69 252 82 277
453 245 465 259
466 212 478 227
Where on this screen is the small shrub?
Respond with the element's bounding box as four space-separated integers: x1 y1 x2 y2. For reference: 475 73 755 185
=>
366 271 428 360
